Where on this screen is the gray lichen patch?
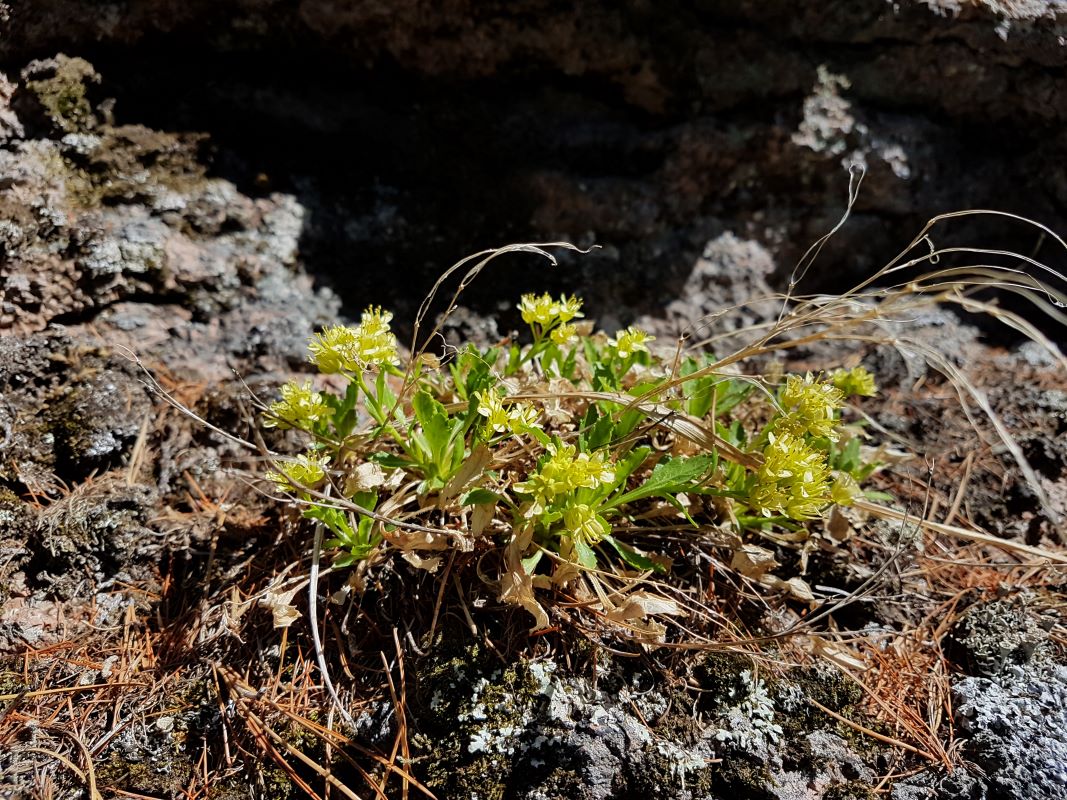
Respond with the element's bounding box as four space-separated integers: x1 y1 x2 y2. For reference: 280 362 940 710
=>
949 595 1057 677
398 641 882 799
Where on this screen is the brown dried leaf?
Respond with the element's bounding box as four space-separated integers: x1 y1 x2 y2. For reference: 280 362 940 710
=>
401 551 443 573
731 544 780 579
439 443 492 508
605 591 684 623
812 636 869 672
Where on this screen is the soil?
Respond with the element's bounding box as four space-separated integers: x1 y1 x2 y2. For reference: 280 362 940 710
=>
1 3 1066 799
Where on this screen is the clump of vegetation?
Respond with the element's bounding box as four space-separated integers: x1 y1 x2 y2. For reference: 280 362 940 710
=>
257 251 888 636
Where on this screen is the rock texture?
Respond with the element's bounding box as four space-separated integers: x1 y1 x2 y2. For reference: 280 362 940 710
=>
4 2 1067 330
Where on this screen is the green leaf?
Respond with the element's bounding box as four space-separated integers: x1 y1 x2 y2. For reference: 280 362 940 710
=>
714 378 754 417
303 504 355 542
592 362 617 392
591 445 652 504
413 390 451 460
606 454 713 509
582 406 618 451
505 343 523 376
333 552 360 568
521 548 544 574
603 535 666 573
461 488 502 506
863 490 895 502
375 368 397 410
572 537 598 569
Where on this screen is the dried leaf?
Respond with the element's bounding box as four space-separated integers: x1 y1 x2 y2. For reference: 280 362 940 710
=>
812 637 869 672
345 461 385 495
387 529 459 552
826 504 852 542
763 575 816 601
498 525 551 631
258 584 302 629
401 551 442 573
439 444 492 508
499 567 550 631
471 502 495 537
605 591 684 623
731 544 779 579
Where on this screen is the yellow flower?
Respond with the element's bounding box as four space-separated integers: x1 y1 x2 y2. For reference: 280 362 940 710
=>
267 452 330 491
308 325 361 373
264 380 331 429
564 503 609 545
751 431 832 520
307 307 399 374
830 473 861 506
831 366 878 398
556 295 584 323
607 326 654 358
351 306 399 369
518 293 584 330
778 373 845 441
569 450 615 489
550 323 578 346
475 389 511 434
514 442 614 514
518 293 559 327
507 402 542 434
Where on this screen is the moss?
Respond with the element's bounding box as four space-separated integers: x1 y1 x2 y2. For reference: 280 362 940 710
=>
0 669 28 697
775 667 888 759
96 750 195 796
0 489 34 605
691 650 754 704
624 745 717 796
824 782 878 800
21 55 100 134
61 124 209 208
712 759 777 798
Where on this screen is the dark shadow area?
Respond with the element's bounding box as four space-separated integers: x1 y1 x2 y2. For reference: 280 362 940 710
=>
21 31 1066 344
84 43 684 330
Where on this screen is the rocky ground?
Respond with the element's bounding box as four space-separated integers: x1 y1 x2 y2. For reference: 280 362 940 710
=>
2 2 1067 798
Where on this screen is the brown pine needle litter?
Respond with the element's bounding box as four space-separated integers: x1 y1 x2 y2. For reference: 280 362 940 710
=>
3 207 1066 798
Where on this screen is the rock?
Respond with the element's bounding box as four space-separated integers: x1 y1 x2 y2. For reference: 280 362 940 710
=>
3 3 1066 322
13 54 100 136
637 231 779 342
951 666 1067 800
949 596 1056 677
0 332 151 486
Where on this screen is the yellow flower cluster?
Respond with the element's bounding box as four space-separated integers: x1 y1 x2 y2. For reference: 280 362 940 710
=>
308 306 399 374
264 380 331 429
514 442 615 515
267 452 330 491
474 390 541 435
751 431 832 520
831 366 878 397
607 326 654 358
563 503 610 545
518 293 583 329
777 373 845 440
550 323 578 345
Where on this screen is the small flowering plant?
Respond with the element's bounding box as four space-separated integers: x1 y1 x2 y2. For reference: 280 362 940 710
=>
259 286 882 631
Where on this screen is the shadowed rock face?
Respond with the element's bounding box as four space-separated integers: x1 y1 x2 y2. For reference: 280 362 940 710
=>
2 1 1066 332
